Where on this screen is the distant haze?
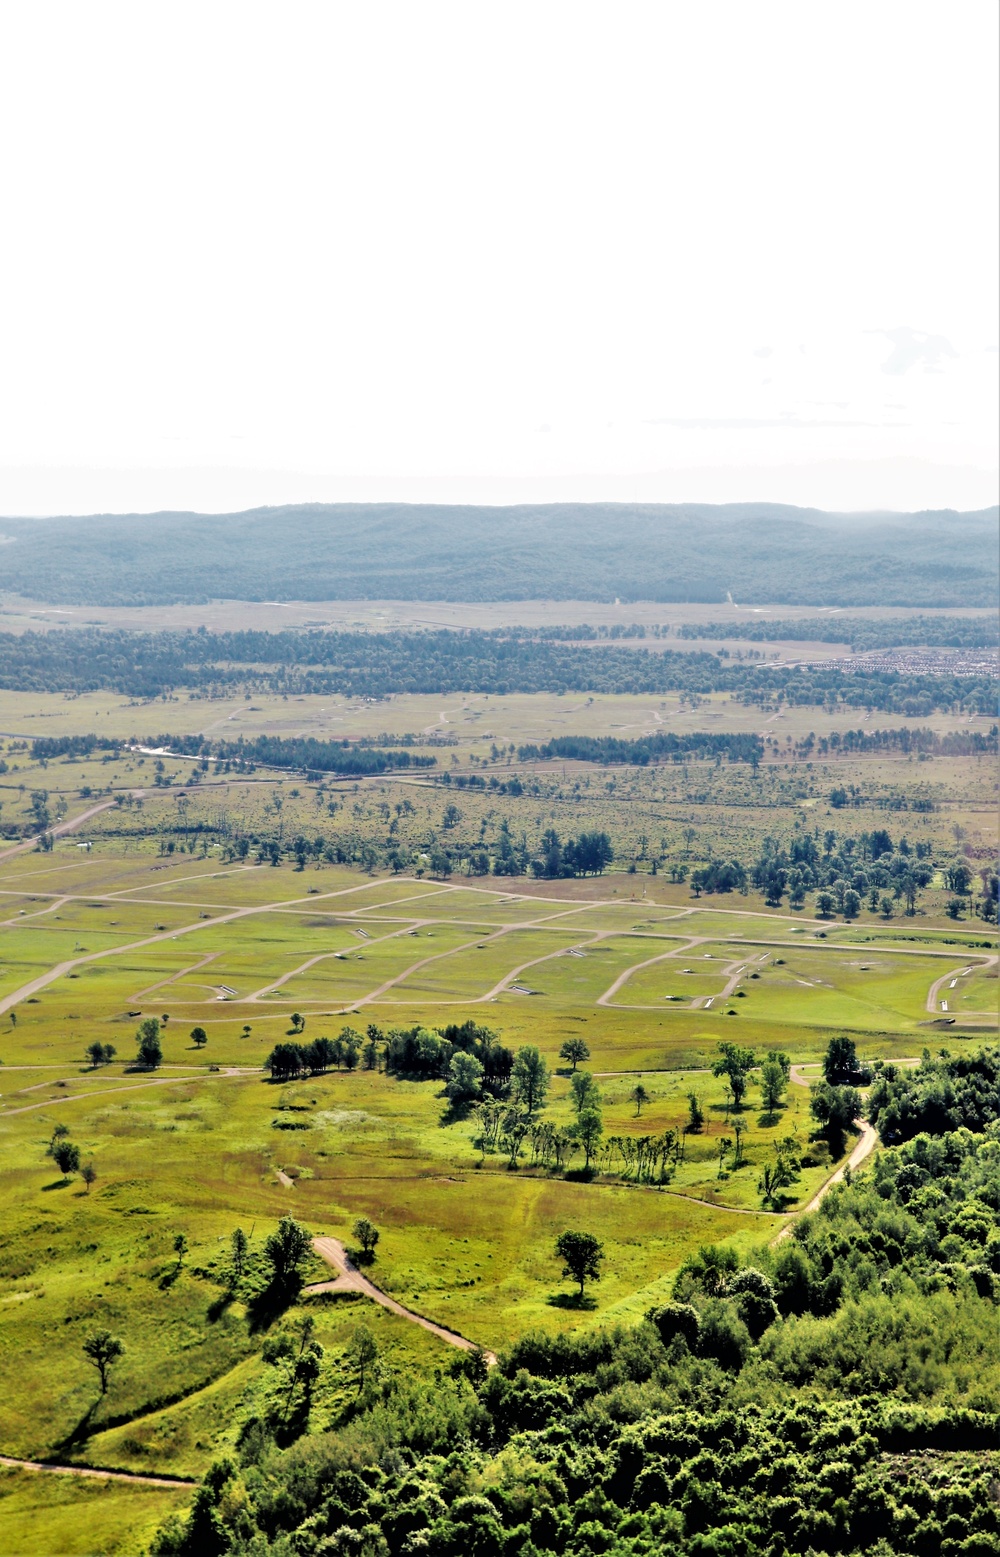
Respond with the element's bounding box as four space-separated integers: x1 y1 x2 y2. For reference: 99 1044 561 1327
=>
0 2 996 515
0 503 995 608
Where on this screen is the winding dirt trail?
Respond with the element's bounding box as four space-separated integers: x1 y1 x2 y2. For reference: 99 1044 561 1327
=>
0 797 126 864
306 1237 497 1365
1 1066 254 1117
0 1453 193 1488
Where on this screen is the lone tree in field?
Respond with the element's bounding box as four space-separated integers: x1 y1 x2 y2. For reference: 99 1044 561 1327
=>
83 1330 124 1395
353 1217 380 1263
631 1083 650 1117
687 1093 704 1132
81 1163 97 1193
264 1215 311 1287
190 1026 208 1049
559 1037 590 1072
48 1122 70 1154
135 1017 162 1068
174 1233 188 1268
555 1230 604 1301
86 1041 115 1068
231 1227 249 1280
52 1140 80 1178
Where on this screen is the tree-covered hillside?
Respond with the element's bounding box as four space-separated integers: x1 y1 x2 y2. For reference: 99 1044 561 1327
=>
152 1050 1000 1557
0 503 996 606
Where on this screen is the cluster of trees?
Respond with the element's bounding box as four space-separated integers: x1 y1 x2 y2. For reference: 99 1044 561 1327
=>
265 1028 376 1080
264 1021 525 1102
0 624 992 713
172 732 437 779
152 1101 1000 1557
85 1041 117 1067
517 731 763 767
868 1048 1000 1143
30 733 121 760
531 828 613 878
745 827 937 918
684 824 995 922
801 723 997 759
45 1123 96 1190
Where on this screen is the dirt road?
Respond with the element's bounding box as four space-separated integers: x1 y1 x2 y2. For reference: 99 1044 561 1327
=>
306 1236 497 1365
0 1452 192 1487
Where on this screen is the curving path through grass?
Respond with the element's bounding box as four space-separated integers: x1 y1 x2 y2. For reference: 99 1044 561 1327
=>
0 1452 193 1487
305 1236 498 1365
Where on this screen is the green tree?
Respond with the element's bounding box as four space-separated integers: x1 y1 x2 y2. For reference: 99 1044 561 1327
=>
353 1217 380 1262
712 1042 757 1109
559 1037 590 1071
758 1161 792 1208
759 1059 786 1114
570 1069 600 1115
135 1017 162 1068
510 1045 549 1115
347 1323 379 1393
52 1140 80 1177
445 1050 484 1104
264 1215 311 1287
231 1227 248 1280
174 1233 188 1267
86 1040 106 1067
554 1230 604 1300
573 1106 604 1170
687 1092 704 1132
823 1036 868 1085
82 1330 124 1395
811 1080 862 1150
190 1026 208 1049
81 1162 97 1193
631 1083 650 1116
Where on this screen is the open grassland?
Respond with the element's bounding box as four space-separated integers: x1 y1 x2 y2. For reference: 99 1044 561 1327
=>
1 854 991 1500
0 863 992 1062
0 681 995 754
0 1467 189 1557
0 679 994 1554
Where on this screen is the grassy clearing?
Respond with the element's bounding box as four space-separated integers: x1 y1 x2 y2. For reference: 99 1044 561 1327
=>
0 1466 189 1557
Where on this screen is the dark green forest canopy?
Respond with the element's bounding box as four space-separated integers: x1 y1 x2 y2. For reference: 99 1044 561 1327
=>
0 628 995 714
1 502 996 605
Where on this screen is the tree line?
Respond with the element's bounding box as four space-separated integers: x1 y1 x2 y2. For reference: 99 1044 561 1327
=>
679 614 999 650
0 625 993 713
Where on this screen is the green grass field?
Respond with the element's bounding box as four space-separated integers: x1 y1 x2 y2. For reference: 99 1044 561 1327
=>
0 680 995 1555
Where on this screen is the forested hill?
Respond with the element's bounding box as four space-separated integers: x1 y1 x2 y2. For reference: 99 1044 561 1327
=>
0 502 996 606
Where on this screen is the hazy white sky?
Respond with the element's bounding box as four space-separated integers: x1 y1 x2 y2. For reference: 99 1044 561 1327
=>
0 1 996 515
